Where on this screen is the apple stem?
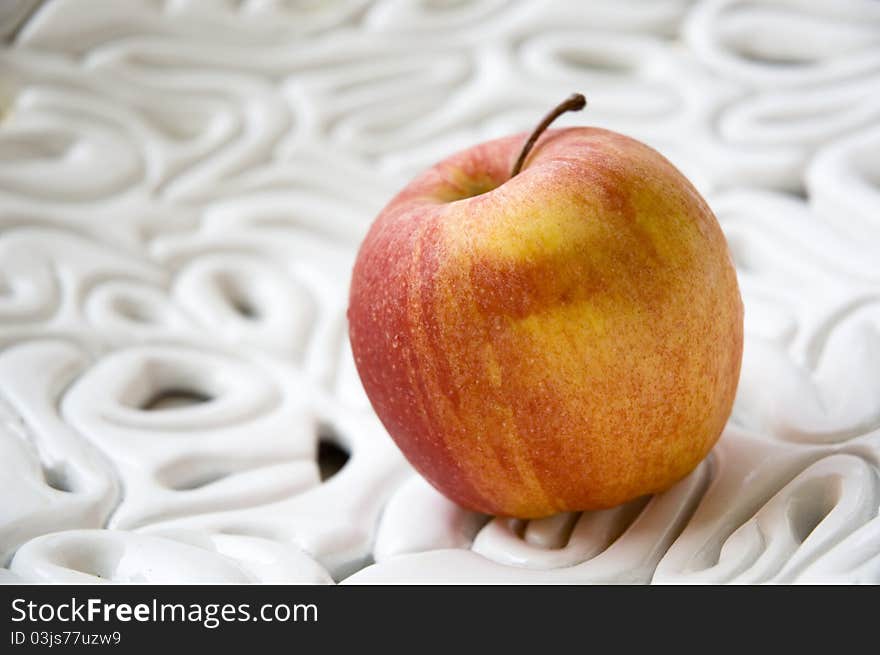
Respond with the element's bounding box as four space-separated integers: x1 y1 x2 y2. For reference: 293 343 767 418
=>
510 93 587 178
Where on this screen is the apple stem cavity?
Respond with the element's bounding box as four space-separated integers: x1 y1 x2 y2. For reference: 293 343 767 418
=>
510 93 587 178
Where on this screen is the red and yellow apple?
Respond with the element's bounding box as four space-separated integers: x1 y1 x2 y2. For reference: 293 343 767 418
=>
348 102 743 518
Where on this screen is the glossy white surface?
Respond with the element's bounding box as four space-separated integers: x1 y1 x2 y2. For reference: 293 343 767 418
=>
1 0 879 584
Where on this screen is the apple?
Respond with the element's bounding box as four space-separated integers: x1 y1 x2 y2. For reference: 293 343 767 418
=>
348 94 743 518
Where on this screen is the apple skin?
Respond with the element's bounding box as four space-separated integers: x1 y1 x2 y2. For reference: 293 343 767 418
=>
348 127 743 518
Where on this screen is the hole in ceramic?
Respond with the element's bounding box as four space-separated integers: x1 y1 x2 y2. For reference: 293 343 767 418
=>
216 272 260 320
112 296 157 324
424 0 471 11
216 526 278 541
111 353 270 429
523 512 580 550
786 475 839 543
43 465 73 493
736 48 814 67
0 130 75 161
141 388 213 411
722 24 820 68
169 469 231 491
230 295 258 319
317 424 350 482
508 518 527 539
557 47 632 74
155 455 274 492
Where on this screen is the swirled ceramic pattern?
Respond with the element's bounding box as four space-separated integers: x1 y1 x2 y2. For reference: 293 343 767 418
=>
1 0 879 584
